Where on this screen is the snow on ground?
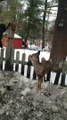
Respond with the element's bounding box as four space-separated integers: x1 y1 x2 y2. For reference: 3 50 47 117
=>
0 71 67 120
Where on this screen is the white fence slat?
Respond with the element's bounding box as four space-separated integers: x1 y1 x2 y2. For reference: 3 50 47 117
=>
2 61 5 70
13 63 16 71
30 66 34 80
58 73 62 85
50 72 56 84
0 48 1 57
3 48 6 58
24 65 28 77
18 64 22 73
65 74 67 85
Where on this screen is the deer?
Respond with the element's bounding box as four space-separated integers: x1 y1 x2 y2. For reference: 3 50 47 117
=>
29 51 62 90
29 51 53 89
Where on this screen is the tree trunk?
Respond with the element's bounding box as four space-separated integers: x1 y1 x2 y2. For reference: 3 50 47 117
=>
42 0 47 49
24 24 30 48
50 0 67 64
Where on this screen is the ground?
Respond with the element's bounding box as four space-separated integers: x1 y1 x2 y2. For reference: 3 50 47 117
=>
0 71 67 120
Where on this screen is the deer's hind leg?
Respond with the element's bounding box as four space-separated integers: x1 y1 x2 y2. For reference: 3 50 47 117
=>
38 75 43 90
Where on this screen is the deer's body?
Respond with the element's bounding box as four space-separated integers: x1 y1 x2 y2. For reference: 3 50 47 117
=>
33 60 52 75
29 51 62 89
29 51 52 89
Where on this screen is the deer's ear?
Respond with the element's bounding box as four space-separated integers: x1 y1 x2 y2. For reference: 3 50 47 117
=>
37 51 40 56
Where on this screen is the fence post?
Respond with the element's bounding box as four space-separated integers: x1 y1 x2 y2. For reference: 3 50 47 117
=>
15 51 20 71
0 48 4 70
5 37 13 71
54 72 61 85
21 53 26 75
46 71 51 82
60 60 67 86
27 61 32 78
33 70 36 80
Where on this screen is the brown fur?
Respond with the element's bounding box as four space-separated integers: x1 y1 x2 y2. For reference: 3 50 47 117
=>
29 51 62 90
29 51 52 89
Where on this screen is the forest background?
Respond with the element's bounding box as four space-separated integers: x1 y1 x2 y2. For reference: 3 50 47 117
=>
0 0 58 49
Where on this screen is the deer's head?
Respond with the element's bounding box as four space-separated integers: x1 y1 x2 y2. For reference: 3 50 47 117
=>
29 51 40 64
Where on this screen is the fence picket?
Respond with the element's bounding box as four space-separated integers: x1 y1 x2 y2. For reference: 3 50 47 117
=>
27 65 31 78
22 53 26 64
21 53 26 75
0 48 4 69
21 64 24 75
33 70 36 80
15 51 20 71
30 66 35 80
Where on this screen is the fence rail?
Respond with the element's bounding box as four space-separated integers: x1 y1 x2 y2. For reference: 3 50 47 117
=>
0 47 67 86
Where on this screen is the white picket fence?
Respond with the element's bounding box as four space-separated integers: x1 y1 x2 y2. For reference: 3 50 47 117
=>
0 47 67 86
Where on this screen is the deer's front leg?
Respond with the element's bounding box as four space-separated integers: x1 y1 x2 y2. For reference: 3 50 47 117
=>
38 75 43 90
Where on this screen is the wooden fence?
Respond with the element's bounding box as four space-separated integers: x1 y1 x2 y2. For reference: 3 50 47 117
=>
0 48 36 80
0 47 67 86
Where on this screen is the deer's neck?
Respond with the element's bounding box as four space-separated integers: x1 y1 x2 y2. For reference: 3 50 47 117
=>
32 61 40 67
